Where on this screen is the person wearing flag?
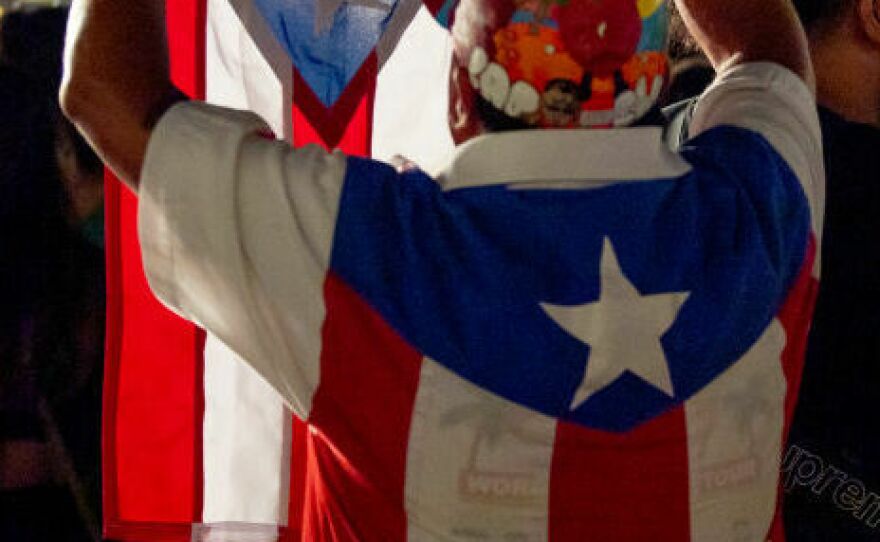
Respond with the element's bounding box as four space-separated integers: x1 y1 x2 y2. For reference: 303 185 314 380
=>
61 0 823 539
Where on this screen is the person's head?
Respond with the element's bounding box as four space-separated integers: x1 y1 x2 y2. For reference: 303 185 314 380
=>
0 66 67 316
665 2 714 104
432 0 671 142
1 5 104 228
0 6 69 93
793 0 861 36
792 0 880 123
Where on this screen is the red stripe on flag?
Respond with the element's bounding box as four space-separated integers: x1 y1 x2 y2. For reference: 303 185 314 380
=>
298 273 422 541
292 83 376 154
101 519 195 542
291 53 378 148
103 169 124 529
768 236 819 542
286 74 377 542
284 417 309 542
549 408 691 541
103 183 202 526
103 0 206 538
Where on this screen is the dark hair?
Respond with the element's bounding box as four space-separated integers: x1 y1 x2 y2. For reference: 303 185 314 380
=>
667 2 702 61
0 66 68 327
0 6 103 178
0 12 105 528
0 6 68 91
0 60 104 408
791 0 855 31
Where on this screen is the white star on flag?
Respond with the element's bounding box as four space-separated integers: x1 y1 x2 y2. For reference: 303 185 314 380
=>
542 237 690 410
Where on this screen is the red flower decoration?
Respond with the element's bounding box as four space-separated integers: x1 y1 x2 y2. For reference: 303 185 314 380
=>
557 0 642 75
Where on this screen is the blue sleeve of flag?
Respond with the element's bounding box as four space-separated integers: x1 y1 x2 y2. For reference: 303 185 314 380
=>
330 126 812 431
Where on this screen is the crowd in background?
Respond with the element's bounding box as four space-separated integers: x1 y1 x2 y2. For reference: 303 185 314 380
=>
0 5 104 541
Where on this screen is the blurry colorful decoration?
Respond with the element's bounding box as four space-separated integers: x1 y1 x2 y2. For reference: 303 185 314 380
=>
557 0 642 75
637 2 667 51
493 23 583 91
637 0 663 18
621 51 667 88
430 0 458 28
461 0 669 128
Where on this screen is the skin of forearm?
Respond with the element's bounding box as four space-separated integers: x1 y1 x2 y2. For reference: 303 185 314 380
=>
674 0 815 91
60 0 175 191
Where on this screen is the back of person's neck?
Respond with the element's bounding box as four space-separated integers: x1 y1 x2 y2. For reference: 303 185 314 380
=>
810 27 880 128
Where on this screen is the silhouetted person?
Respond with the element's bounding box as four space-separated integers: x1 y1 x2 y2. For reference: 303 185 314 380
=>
784 0 880 539
0 7 104 541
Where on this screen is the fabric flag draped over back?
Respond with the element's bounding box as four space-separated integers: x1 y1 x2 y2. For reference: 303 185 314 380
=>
102 0 453 539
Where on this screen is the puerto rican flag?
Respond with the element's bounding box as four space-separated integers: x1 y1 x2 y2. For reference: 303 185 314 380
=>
102 1 822 541
103 0 452 540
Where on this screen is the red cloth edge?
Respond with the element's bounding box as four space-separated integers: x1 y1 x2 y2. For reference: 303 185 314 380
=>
291 52 378 148
102 0 207 537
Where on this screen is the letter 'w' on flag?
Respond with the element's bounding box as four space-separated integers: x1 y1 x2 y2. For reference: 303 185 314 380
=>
103 0 453 540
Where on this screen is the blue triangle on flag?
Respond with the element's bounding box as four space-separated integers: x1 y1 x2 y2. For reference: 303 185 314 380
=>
253 0 399 107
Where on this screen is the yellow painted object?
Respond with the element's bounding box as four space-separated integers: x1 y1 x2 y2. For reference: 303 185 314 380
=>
637 0 664 19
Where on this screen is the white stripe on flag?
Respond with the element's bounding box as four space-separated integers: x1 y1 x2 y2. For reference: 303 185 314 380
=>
193 521 282 542
405 358 555 540
206 0 292 138
202 336 291 524
203 0 295 525
373 6 455 175
201 0 457 530
685 320 787 541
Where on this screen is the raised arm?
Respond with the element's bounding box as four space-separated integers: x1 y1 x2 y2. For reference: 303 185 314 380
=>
674 0 815 90
59 0 178 192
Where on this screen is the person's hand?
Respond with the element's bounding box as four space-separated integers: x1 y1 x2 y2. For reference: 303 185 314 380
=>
390 154 420 173
673 0 813 90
